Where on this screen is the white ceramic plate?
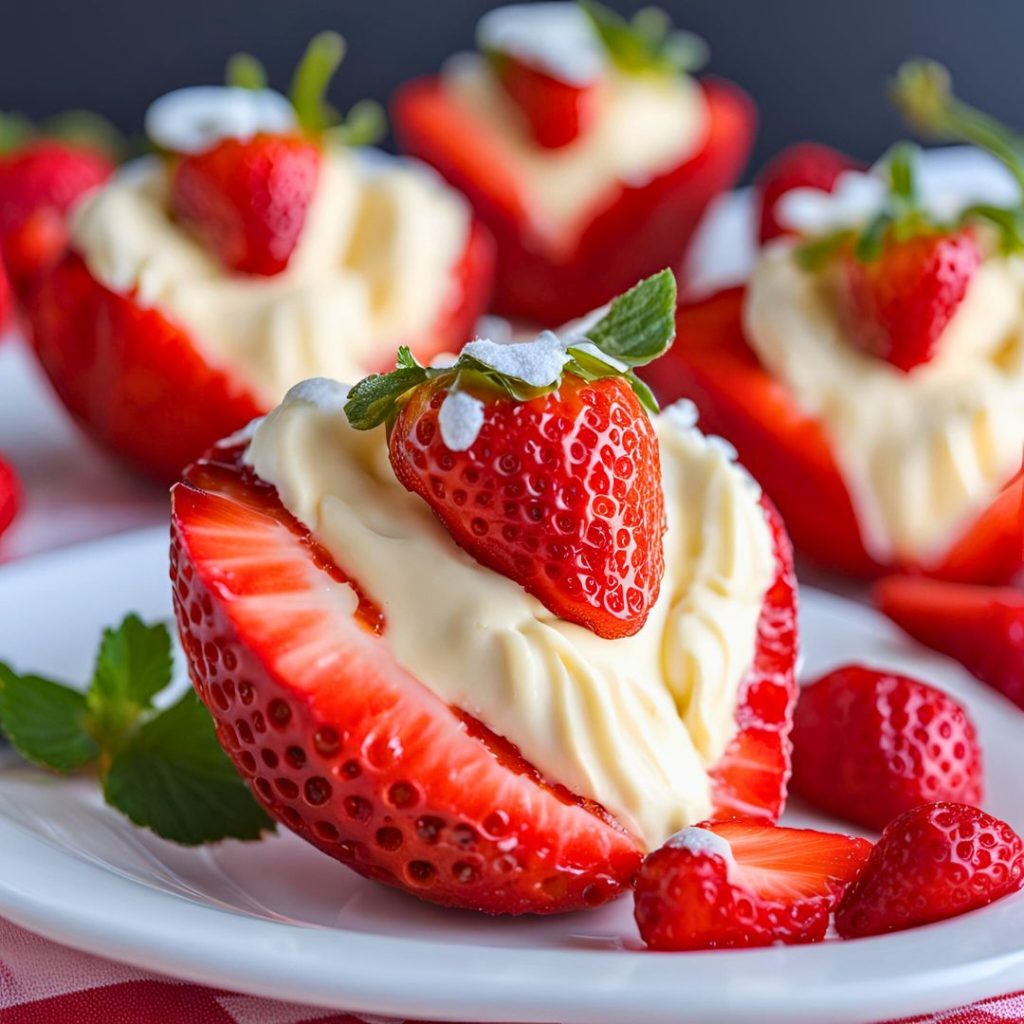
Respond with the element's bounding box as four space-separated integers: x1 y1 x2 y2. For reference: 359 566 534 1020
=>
0 526 1021 1024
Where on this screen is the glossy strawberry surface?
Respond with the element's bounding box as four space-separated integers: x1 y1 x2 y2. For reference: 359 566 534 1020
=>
0 452 20 540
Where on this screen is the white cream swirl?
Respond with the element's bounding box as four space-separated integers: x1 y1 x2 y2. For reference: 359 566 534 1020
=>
245 381 774 848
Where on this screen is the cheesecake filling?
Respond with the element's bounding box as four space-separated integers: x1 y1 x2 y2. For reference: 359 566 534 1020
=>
70 151 470 408
744 241 1024 564
245 379 774 848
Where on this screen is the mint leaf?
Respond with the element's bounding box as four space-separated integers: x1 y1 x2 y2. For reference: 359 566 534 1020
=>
89 614 172 715
585 269 677 366
0 664 99 773
104 691 274 846
344 363 432 430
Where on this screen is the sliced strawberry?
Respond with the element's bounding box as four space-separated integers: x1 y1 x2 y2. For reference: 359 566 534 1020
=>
755 142 861 244
875 576 1024 710
0 452 20 539
839 229 982 373
491 53 599 149
635 819 871 950
169 133 321 277
835 802 1024 938
170 443 643 914
388 374 666 640
791 664 983 831
0 140 113 297
0 261 10 331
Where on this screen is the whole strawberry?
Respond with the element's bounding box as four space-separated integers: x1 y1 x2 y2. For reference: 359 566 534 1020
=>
635 819 872 951
835 802 1024 938
791 664 983 832
0 452 20 540
345 270 676 639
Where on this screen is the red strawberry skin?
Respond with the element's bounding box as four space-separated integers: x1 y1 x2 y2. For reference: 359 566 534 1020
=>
388 375 666 640
26 220 494 484
835 802 1024 938
0 140 113 299
840 230 982 373
0 261 10 331
756 142 861 244
875 576 1024 710
791 664 983 832
170 133 321 277
635 820 871 950
493 54 599 149
0 453 20 540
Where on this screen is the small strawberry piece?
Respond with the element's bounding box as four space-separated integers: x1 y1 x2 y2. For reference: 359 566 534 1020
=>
756 142 861 244
493 54 599 149
875 576 1024 710
840 230 982 373
835 802 1024 938
791 664 983 831
0 140 113 293
170 133 321 276
388 375 665 640
0 453 19 539
0 261 10 331
635 819 872 951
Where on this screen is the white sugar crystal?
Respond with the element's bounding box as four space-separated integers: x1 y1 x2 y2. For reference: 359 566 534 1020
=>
284 377 350 412
665 826 735 864
439 390 486 451
463 330 571 387
569 339 629 372
429 352 459 369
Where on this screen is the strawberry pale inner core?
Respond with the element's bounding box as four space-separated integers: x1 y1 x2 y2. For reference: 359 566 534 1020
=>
441 54 706 246
69 152 470 408
744 241 1024 563
244 379 774 847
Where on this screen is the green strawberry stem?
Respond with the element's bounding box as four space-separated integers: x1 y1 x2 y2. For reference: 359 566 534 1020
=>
0 108 124 159
290 31 346 134
225 52 269 91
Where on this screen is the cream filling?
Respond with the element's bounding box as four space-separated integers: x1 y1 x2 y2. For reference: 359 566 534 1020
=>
70 152 470 408
744 241 1024 564
442 55 707 247
244 380 774 848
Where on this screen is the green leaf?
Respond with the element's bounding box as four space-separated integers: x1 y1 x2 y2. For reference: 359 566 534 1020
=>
854 210 894 263
103 691 275 845
334 99 387 148
585 269 677 366
290 31 346 135
225 52 268 91
795 229 854 271
625 371 659 414
344 364 431 430
0 112 35 154
39 110 124 160
885 141 920 206
0 664 99 774
580 0 707 77
89 614 172 714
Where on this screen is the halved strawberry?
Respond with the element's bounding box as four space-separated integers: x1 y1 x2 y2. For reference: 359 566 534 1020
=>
755 142 861 244
0 452 20 540
835 802 1024 938
634 819 872 950
839 229 982 373
170 133 321 277
491 53 599 149
875 576 1024 710
791 664 983 831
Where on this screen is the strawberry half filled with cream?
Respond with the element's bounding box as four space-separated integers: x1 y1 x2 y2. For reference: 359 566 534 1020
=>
170 272 798 914
646 62 1024 583
27 34 493 483
392 1 754 325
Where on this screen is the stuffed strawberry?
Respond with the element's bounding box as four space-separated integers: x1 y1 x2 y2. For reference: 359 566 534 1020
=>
644 63 1024 583
170 273 799 914
27 33 494 484
392 1 754 325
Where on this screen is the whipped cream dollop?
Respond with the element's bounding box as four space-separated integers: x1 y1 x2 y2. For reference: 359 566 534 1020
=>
442 47 706 246
245 383 775 848
70 152 470 408
745 241 1024 563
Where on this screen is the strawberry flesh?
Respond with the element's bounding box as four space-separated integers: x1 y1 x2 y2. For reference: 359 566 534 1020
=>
635 819 871 950
388 375 666 640
492 53 599 149
170 133 321 276
791 664 983 831
875 575 1024 710
0 453 20 539
835 801 1024 938
839 230 982 373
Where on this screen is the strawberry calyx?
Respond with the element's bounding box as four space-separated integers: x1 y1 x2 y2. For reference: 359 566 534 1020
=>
344 268 676 439
0 109 124 161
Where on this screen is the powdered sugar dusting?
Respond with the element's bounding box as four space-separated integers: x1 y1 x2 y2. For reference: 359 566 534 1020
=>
665 826 734 864
439 390 487 451
463 330 572 387
569 340 629 372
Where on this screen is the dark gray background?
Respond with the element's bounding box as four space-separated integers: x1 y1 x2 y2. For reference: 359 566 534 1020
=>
0 0 1009 179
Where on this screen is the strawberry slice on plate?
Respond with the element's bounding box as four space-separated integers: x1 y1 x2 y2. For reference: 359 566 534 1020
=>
791 664 983 831
634 820 872 950
875 576 1024 710
835 802 1024 938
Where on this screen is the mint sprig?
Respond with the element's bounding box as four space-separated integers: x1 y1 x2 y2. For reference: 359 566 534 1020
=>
579 0 708 77
344 269 676 431
0 615 274 846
